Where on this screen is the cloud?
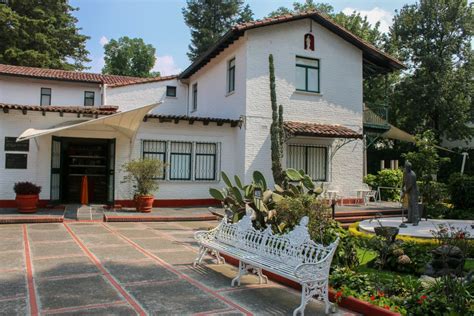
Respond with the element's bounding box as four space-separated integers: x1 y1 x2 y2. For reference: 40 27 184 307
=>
99 36 109 46
342 7 393 34
152 55 182 76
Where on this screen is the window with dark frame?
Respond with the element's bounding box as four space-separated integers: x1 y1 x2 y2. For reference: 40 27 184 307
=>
142 140 166 179
287 144 327 181
5 153 27 169
170 142 192 180
192 83 198 111
227 58 235 93
40 88 51 106
295 56 320 93
84 91 95 106
195 143 217 180
166 86 177 97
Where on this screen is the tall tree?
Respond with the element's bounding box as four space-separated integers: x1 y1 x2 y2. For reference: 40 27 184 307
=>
0 0 90 70
267 1 334 18
102 37 158 78
390 0 473 141
183 0 254 62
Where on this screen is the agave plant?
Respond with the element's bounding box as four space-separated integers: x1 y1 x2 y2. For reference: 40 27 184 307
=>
209 168 322 231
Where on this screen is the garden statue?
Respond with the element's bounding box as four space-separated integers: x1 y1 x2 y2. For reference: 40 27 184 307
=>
401 161 420 225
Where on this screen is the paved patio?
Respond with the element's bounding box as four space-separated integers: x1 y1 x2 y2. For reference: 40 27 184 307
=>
0 220 356 315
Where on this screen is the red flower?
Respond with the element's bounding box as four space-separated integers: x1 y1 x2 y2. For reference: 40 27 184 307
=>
417 295 428 304
378 291 385 297
384 305 390 310
370 295 375 301
335 291 343 299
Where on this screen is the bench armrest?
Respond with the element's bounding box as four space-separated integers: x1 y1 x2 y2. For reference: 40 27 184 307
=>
294 262 330 283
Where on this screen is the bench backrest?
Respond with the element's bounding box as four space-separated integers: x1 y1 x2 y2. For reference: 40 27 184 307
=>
214 211 338 267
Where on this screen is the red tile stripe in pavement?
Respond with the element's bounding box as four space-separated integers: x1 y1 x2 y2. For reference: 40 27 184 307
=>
22 225 39 316
42 300 127 315
193 307 235 316
101 223 253 316
63 223 147 316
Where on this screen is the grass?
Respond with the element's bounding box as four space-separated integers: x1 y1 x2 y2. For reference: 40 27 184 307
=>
465 258 474 271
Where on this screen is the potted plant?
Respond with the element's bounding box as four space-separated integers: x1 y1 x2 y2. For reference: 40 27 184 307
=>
14 182 41 213
122 159 165 212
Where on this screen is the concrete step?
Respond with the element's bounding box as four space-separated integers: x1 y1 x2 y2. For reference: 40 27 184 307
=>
335 208 402 218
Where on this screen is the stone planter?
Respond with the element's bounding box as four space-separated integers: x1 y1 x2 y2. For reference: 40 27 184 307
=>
16 194 39 213
136 195 154 213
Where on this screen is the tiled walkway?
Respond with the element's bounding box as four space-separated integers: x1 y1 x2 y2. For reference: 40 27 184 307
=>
0 221 356 315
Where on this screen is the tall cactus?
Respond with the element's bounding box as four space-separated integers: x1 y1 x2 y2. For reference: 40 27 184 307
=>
269 54 285 185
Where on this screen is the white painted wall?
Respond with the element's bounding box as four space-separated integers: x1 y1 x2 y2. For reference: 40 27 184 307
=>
243 19 364 195
187 36 247 119
0 75 102 106
0 111 239 201
107 78 188 115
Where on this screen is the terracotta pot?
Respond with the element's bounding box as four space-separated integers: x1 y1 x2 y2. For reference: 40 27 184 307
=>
136 195 154 212
16 194 39 213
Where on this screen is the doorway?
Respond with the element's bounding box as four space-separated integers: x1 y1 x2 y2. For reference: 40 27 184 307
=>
50 137 115 205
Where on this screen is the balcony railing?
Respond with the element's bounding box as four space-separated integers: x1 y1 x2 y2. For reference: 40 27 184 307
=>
363 106 389 129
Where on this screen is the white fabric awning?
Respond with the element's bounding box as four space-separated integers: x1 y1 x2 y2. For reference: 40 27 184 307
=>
17 102 161 142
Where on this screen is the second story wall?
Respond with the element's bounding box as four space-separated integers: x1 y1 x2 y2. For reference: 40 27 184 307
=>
107 78 188 115
0 75 102 106
187 37 247 119
246 19 363 130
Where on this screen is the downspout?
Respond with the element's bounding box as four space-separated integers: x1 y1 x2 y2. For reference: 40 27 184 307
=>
101 83 107 105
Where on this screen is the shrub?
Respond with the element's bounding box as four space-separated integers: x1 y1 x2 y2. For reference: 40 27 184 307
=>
275 195 359 268
448 173 474 210
121 159 165 196
13 182 41 195
364 169 403 201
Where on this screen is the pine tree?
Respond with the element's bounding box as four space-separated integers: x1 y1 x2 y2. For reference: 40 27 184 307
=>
182 0 254 62
0 0 90 70
269 54 285 185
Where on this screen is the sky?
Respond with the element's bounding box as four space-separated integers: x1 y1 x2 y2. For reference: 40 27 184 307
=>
69 0 417 75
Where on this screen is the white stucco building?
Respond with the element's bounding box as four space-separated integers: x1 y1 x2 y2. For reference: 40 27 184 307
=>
0 11 403 207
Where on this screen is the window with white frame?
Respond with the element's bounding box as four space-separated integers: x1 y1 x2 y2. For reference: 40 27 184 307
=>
227 58 235 93
295 56 320 93
142 140 166 179
142 140 219 181
287 144 327 181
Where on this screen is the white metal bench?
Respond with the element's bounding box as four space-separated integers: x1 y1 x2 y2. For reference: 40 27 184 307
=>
193 211 339 315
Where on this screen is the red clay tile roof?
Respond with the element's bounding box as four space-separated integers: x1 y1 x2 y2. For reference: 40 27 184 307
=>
0 103 119 115
284 121 362 139
0 64 177 86
180 10 405 79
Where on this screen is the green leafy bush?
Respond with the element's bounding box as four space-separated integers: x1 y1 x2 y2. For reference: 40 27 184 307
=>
364 169 403 201
121 159 165 196
275 195 359 268
448 173 474 210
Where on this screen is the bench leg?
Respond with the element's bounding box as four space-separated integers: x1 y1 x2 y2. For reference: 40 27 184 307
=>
253 267 268 284
231 261 268 287
211 250 226 264
231 261 246 287
193 246 207 267
294 281 333 316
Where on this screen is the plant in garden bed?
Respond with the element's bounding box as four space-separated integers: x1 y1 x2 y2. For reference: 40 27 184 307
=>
364 169 402 201
14 182 41 213
121 159 165 212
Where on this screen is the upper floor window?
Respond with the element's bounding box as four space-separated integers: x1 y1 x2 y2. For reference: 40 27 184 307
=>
227 58 235 93
84 91 95 106
295 57 320 93
287 144 327 181
40 88 51 106
166 86 177 97
192 83 198 112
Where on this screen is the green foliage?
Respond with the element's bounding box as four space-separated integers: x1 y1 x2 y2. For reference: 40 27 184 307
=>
0 0 90 70
102 37 158 78
121 159 165 196
182 0 253 62
384 241 432 274
364 169 403 201
267 1 335 18
13 182 41 195
390 0 474 141
268 54 285 185
448 173 474 210
275 195 359 268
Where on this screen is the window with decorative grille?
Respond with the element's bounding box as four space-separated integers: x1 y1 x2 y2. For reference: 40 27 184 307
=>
287 144 327 181
142 140 167 179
